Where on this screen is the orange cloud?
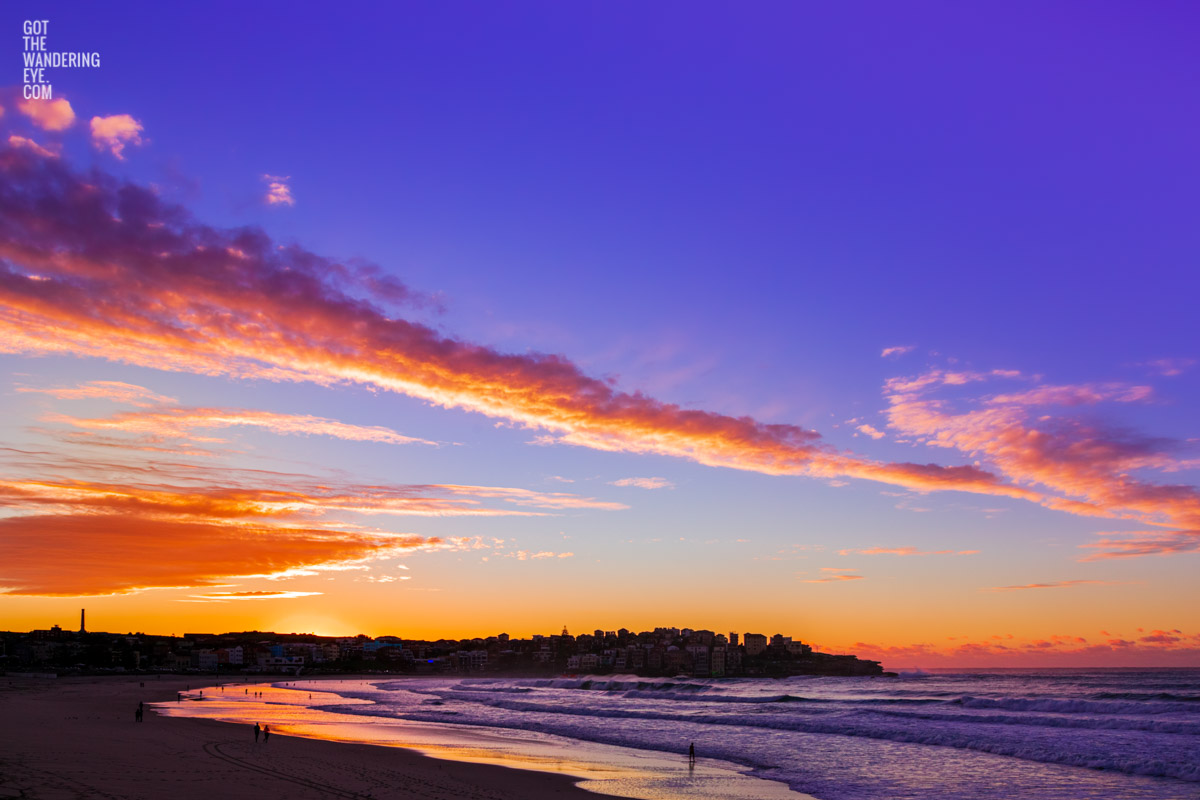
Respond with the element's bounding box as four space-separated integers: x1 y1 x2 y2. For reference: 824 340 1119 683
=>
0 146 1192 538
881 345 914 358
0 475 623 520
0 514 431 596
802 567 864 583
89 114 144 158
17 98 75 131
0 442 624 595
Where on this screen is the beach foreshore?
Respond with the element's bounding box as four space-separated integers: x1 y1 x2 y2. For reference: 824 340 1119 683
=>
0 674 619 799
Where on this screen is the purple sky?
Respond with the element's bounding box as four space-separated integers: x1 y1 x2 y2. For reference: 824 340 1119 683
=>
1 1 1198 665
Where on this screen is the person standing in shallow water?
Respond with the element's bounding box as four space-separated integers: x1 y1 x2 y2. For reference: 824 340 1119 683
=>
254 723 260 742
689 742 695 764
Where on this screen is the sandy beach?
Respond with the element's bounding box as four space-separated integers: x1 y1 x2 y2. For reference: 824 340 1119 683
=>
0 674 614 799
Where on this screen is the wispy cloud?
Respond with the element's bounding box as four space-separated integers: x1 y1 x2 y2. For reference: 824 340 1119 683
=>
17 381 176 407
838 628 1200 667
0 440 622 595
881 345 915 358
1080 531 1200 559
838 546 978 556
7 135 58 158
47 406 439 447
883 367 1200 558
0 147 1192 536
610 477 674 490
1141 358 1195 377
801 567 864 583
504 550 574 560
188 590 323 601
984 580 1119 592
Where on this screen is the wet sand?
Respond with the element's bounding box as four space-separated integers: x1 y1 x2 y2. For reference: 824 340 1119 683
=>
157 678 809 800
0 674 616 799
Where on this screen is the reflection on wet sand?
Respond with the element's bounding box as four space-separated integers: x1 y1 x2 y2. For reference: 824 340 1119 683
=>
157 680 808 800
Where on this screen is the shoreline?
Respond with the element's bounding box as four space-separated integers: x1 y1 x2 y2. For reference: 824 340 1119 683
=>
162 676 811 800
0 674 626 799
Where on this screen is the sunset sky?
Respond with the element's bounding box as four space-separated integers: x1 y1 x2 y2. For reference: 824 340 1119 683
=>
2 2 1198 667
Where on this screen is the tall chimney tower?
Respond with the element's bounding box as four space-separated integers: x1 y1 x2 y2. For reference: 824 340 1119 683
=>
80 608 86 634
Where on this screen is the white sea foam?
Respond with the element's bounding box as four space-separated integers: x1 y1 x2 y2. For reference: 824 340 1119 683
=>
294 669 1200 799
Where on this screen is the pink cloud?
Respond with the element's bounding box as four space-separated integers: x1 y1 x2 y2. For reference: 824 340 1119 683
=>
856 423 885 439
1079 531 1200 560
988 383 1152 407
839 628 1200 668
262 174 295 206
1143 358 1196 377
883 367 1200 558
7 135 58 158
89 114 144 159
17 380 176 407
0 145 1193 541
881 345 915 358
18 98 75 131
609 477 674 489
47 406 439 447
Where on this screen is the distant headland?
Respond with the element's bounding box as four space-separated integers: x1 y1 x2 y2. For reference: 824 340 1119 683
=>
3 618 888 678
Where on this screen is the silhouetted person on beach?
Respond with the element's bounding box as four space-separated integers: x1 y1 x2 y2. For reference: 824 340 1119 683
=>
263 725 271 743
688 742 695 764
254 723 260 742
134 707 141 722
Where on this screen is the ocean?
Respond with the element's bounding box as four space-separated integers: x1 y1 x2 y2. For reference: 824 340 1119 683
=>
167 669 1200 799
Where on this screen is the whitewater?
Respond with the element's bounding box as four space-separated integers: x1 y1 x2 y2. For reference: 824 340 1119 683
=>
172 669 1200 799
